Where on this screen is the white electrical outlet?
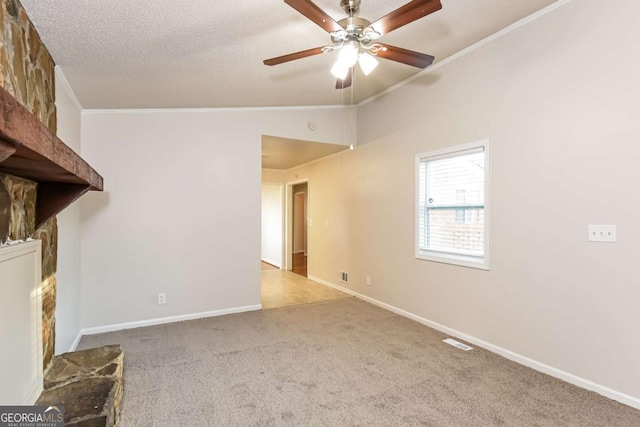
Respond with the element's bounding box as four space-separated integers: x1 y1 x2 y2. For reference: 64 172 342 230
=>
588 225 617 243
366 276 371 286
157 293 166 305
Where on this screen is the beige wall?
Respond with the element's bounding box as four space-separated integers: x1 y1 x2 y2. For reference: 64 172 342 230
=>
80 106 350 330
285 0 640 404
284 152 355 286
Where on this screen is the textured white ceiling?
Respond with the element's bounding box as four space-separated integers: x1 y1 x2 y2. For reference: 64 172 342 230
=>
21 0 559 109
262 135 348 170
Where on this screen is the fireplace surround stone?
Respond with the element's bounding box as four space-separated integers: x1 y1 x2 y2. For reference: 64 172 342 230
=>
0 3 112 417
37 345 124 427
0 0 59 371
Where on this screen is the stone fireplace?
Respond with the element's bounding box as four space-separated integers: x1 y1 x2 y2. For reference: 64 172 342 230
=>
0 0 59 372
1 0 102 384
0 3 120 422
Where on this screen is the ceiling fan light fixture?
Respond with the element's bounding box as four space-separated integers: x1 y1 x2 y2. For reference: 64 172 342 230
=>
331 60 350 80
337 40 360 67
358 52 378 75
264 0 441 89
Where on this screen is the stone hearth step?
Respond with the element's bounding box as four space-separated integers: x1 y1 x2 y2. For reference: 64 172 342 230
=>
37 345 124 427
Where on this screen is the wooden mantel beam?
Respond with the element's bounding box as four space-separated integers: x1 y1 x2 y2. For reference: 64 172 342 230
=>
0 139 16 163
0 86 103 228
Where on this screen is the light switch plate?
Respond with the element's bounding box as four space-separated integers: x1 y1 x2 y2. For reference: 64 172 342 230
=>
588 225 616 242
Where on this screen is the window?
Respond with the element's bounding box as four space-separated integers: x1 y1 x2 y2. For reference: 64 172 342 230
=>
416 140 489 269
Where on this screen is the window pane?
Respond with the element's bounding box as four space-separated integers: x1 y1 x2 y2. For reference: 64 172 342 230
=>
424 208 485 256
417 147 486 261
426 152 484 206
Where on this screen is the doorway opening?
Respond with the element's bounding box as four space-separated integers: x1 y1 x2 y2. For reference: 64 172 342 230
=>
261 135 351 310
291 182 308 277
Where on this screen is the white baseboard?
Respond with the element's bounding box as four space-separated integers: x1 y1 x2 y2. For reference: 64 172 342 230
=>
308 275 640 410
69 331 83 352
81 304 262 336
261 258 282 269
309 275 357 296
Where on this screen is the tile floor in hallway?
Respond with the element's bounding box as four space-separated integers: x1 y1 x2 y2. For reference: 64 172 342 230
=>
261 268 351 309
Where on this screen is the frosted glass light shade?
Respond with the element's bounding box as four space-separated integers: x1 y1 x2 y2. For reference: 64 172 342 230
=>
331 61 350 80
358 52 378 75
338 41 359 67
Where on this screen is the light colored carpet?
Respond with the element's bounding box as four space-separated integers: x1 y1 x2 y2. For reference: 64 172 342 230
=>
78 298 640 426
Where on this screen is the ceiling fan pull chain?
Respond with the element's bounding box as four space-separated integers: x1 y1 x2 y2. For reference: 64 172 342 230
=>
349 67 355 150
341 77 347 148
351 67 355 106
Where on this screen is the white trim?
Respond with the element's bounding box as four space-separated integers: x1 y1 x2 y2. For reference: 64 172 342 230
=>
308 276 356 296
284 179 310 270
0 239 40 260
415 139 490 270
415 252 489 271
81 304 262 335
69 331 83 352
293 191 308 255
83 104 345 115
307 275 640 410
358 0 572 107
55 66 83 111
261 258 282 269
0 240 43 404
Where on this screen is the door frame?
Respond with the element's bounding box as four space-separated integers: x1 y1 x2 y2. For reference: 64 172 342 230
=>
284 178 309 271
261 181 285 268
293 191 307 255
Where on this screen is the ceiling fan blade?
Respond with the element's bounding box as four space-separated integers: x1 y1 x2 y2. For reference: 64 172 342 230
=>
264 47 326 66
336 67 353 90
375 43 434 68
285 0 344 33
368 0 442 36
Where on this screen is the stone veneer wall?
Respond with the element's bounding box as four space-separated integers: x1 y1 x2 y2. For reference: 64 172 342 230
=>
0 0 59 371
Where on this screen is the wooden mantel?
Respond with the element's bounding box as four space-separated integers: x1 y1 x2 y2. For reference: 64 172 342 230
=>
0 86 103 228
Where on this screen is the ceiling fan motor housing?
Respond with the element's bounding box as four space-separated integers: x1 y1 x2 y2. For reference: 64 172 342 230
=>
335 16 375 46
340 0 361 15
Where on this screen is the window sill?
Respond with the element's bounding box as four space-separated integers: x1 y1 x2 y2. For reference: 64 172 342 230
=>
416 251 489 270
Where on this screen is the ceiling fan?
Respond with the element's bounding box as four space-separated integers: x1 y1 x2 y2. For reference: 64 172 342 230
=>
264 0 442 89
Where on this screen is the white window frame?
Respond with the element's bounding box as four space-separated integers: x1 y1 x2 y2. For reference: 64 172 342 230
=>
415 139 490 270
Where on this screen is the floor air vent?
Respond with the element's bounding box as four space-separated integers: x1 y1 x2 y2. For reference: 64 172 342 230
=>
443 338 473 351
